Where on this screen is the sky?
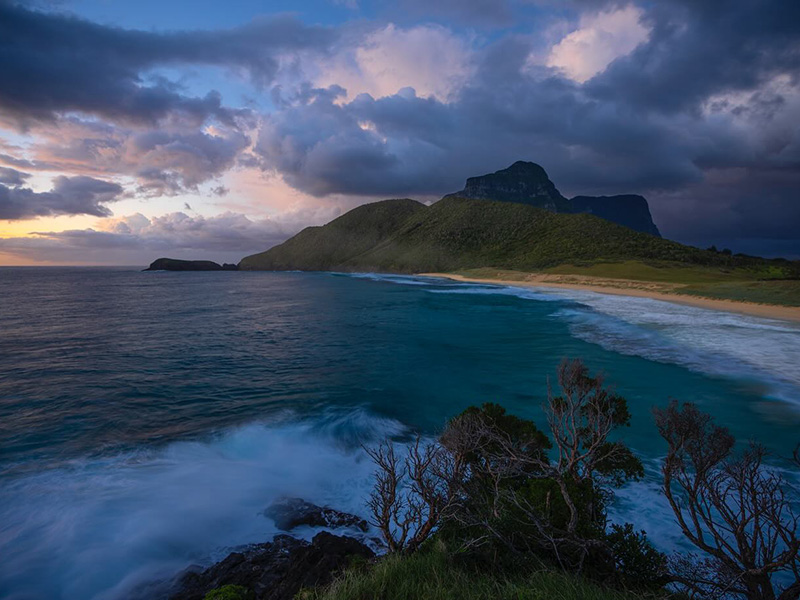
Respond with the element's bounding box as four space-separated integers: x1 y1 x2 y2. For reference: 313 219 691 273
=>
0 0 799 265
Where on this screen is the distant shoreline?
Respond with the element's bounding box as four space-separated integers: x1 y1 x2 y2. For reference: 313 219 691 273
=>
419 272 800 323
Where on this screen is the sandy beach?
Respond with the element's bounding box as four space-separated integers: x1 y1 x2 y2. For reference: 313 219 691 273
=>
420 272 800 323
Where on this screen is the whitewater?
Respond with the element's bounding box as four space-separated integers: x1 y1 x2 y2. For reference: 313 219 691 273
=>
1 268 798 600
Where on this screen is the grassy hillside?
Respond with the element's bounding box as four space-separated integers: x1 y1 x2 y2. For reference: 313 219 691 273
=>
241 198 425 271
303 542 652 600
678 280 800 306
239 197 799 280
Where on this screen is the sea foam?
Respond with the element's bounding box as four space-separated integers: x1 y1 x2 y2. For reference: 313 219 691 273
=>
409 276 800 406
0 409 401 600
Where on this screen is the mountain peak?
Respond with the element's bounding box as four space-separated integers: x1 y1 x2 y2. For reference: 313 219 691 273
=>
444 161 661 236
506 161 549 174
444 161 570 211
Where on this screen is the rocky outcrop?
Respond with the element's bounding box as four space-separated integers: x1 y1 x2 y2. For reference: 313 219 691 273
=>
444 161 571 212
169 532 373 600
163 500 373 600
144 258 239 271
570 194 661 237
445 161 661 236
265 497 369 532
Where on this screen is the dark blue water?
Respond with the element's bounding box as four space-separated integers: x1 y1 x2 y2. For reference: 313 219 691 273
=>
1 268 799 600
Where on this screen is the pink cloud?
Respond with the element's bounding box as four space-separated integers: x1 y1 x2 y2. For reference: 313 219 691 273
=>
546 5 650 83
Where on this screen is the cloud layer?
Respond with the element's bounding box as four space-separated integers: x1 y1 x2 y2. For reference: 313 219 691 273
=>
0 2 334 127
0 210 314 265
0 175 123 219
1 0 799 262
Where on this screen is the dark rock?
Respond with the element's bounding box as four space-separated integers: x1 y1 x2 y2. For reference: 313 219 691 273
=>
143 258 239 271
570 194 661 237
444 161 661 235
444 161 571 212
169 532 373 600
265 498 369 533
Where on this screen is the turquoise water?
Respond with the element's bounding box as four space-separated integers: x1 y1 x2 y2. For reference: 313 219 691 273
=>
1 268 799 599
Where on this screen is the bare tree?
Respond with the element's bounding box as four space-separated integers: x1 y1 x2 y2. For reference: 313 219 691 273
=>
545 359 643 533
364 436 465 554
794 444 800 471
654 400 800 600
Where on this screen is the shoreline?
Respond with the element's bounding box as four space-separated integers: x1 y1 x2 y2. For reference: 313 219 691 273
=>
419 272 800 323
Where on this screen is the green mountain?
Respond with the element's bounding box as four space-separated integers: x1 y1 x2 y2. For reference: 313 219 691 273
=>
238 195 795 277
241 199 426 271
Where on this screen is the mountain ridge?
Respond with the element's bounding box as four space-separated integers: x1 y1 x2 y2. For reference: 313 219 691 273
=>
444 161 661 236
237 195 794 277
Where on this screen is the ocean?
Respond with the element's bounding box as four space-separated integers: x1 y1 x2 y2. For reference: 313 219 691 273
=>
1 268 799 599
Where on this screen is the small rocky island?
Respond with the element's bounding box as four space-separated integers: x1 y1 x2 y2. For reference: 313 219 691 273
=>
144 258 239 271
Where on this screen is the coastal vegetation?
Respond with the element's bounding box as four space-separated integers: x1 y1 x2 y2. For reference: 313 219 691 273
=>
677 280 800 307
237 197 799 307
301 360 800 600
238 197 798 278
452 265 800 307
303 542 645 600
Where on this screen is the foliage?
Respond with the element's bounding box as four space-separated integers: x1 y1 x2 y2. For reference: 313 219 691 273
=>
239 197 800 280
364 359 664 590
304 539 655 600
541 261 760 283
606 524 669 592
678 280 800 306
203 584 253 600
653 401 800 600
440 360 650 577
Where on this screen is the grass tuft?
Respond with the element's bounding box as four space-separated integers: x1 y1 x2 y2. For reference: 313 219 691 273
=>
301 542 657 600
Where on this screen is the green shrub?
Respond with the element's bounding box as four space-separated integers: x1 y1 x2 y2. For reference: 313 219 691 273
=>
203 584 253 600
305 541 655 600
606 524 668 591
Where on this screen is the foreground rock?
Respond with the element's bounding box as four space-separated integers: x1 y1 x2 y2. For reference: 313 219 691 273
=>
265 497 369 532
169 532 373 600
144 258 239 271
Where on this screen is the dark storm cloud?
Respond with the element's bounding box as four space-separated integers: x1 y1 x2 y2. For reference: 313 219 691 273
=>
0 154 39 169
0 1 337 127
0 167 30 186
2 0 799 258
253 0 800 255
396 0 512 26
255 40 709 198
588 0 800 114
650 167 800 248
0 175 123 219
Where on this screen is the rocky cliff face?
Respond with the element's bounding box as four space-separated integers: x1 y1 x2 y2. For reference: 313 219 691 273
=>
445 161 661 236
444 161 571 212
570 195 661 237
